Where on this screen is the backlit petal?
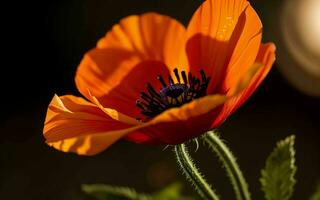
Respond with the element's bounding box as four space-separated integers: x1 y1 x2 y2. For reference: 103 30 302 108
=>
210 43 276 127
75 49 140 102
76 12 187 102
47 132 125 156
89 92 141 125
98 12 188 71
44 95 133 155
88 91 159 144
186 0 262 93
93 61 169 118
138 94 228 144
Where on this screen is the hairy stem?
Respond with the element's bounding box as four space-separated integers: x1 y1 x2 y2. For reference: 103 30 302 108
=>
203 131 251 200
174 143 220 200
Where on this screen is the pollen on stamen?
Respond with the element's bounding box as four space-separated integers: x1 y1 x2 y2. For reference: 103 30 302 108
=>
136 68 210 118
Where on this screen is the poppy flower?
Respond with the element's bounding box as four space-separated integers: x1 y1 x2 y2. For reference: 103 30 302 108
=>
44 0 275 155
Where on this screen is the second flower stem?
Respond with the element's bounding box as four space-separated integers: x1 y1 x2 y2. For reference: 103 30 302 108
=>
174 144 220 200
203 131 251 200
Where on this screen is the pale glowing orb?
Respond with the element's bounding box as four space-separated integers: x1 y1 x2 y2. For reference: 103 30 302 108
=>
279 0 320 96
297 0 320 58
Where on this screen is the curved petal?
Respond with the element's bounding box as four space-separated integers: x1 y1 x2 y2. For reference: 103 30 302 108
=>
91 61 170 118
44 95 133 155
75 48 140 102
76 12 187 102
98 12 188 71
47 132 126 156
44 94 168 153
210 43 276 127
186 0 262 93
47 129 156 155
89 91 159 144
89 92 141 126
139 94 227 144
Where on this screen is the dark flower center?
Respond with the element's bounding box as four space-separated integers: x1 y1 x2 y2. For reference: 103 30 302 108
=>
136 68 210 118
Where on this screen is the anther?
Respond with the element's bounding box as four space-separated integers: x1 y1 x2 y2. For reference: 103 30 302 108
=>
157 75 167 87
181 71 188 84
174 68 181 83
146 83 160 98
140 92 152 102
135 100 146 110
194 79 201 91
200 69 207 82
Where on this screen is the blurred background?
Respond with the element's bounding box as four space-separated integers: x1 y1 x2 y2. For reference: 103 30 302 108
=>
1 0 319 199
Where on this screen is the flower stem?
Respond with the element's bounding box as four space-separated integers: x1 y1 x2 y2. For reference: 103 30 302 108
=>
174 143 220 200
203 131 251 200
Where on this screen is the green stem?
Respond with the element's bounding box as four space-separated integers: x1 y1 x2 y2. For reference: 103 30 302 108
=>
174 143 220 200
203 131 251 200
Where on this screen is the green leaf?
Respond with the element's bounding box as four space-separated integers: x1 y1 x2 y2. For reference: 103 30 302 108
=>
260 135 297 200
310 184 320 200
82 182 195 200
81 184 150 200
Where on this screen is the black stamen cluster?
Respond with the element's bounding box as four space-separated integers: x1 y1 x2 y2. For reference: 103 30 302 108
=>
136 68 210 118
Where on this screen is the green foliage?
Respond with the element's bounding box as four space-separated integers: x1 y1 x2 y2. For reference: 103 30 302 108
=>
310 184 320 200
260 135 297 200
82 182 194 200
82 184 145 200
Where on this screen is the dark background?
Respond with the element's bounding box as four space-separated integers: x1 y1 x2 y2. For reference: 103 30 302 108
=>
1 0 319 199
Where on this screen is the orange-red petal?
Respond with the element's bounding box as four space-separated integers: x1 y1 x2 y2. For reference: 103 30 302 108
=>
75 48 141 102
229 43 276 109
139 94 228 144
186 0 262 93
98 12 188 72
44 95 133 155
75 12 187 103
89 91 158 144
47 133 125 156
92 60 170 118
210 43 276 127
